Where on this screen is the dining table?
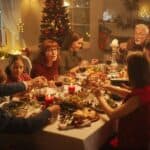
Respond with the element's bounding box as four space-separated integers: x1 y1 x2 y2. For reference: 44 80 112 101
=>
0 64 126 150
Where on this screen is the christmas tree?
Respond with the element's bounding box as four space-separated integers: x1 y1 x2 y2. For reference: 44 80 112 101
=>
40 0 71 46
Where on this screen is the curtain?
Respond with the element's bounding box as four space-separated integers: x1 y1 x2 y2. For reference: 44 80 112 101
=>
0 9 6 47
0 0 26 50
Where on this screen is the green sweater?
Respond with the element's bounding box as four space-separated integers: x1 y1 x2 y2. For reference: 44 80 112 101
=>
60 50 82 74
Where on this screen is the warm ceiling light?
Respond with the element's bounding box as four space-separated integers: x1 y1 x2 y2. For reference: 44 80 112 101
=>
138 3 150 19
64 1 70 7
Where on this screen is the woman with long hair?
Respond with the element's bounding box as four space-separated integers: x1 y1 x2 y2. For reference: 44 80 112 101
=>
60 31 85 74
100 51 150 149
31 39 60 80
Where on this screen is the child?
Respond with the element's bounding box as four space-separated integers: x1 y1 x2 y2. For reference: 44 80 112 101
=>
100 51 150 149
6 55 31 83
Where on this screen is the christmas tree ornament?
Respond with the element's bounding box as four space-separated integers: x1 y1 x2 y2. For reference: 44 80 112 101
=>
39 0 71 45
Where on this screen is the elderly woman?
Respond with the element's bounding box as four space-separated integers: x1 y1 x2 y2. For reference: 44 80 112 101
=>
31 39 60 80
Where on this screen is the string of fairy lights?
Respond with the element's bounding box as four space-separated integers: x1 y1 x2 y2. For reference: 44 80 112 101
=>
17 18 24 33
138 4 150 20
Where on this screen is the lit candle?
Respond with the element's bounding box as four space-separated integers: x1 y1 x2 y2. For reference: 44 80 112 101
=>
110 39 119 51
68 84 75 94
45 95 54 104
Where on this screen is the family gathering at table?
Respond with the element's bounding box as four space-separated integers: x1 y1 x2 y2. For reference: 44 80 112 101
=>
0 23 150 150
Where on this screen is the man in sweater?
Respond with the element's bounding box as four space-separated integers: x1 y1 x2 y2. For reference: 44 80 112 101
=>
116 24 149 64
0 76 60 133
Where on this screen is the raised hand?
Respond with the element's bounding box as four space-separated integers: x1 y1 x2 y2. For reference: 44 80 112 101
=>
47 105 60 118
30 76 48 88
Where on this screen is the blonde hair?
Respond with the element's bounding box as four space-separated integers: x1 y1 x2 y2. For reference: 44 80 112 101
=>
135 24 149 35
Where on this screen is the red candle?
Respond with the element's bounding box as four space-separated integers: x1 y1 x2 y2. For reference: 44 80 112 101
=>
45 95 54 104
68 85 75 94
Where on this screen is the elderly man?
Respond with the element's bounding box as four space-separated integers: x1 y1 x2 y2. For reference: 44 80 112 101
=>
116 24 149 64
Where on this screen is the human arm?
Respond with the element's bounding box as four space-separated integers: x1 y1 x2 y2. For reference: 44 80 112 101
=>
90 58 99 65
116 42 128 64
103 84 131 98
0 105 60 133
98 96 140 120
0 82 26 97
0 76 48 97
69 59 89 73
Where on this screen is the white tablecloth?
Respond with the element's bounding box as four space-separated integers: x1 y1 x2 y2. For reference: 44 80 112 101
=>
0 115 114 150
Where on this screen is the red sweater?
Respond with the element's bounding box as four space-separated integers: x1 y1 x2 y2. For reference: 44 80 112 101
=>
118 86 150 150
31 60 59 80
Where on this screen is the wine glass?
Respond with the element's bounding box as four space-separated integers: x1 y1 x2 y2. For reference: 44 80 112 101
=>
104 54 112 65
55 81 63 87
55 77 64 92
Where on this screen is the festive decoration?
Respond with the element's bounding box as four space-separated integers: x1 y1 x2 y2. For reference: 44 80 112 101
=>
138 2 150 20
39 0 71 45
17 18 24 33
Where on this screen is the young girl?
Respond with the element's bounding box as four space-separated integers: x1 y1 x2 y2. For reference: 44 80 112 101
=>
31 39 60 80
6 55 31 83
100 51 150 149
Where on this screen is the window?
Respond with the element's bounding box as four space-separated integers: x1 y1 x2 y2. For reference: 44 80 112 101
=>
66 0 90 41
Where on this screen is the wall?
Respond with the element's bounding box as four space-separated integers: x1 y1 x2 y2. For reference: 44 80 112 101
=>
20 0 136 60
21 0 43 58
88 0 104 59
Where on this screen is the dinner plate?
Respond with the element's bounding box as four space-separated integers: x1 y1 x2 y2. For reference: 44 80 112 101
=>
111 78 129 86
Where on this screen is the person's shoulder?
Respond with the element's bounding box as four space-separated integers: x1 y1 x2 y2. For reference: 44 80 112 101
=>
60 50 68 54
60 50 69 57
32 60 42 67
22 72 31 79
32 61 44 72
